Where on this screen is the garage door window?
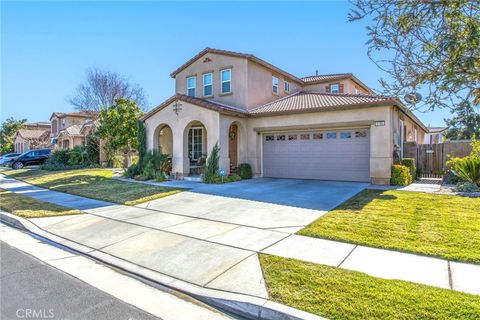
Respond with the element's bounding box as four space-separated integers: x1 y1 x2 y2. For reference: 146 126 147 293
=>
326 132 337 139
288 134 297 140
300 134 310 140
313 133 323 140
277 135 285 141
265 135 274 141
355 130 367 138
340 132 352 139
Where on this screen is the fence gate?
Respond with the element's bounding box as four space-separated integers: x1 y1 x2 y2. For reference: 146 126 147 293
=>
417 144 444 178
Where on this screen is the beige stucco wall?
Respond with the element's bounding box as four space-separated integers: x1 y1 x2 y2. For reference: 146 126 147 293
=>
144 100 397 184
144 101 223 176
392 107 426 145
175 53 249 109
303 79 369 94
246 60 302 109
246 106 394 184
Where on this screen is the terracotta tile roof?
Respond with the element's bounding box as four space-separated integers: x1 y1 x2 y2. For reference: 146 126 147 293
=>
50 111 99 120
17 129 50 140
141 94 248 121
60 124 83 136
302 73 373 94
302 73 353 83
170 47 304 84
249 91 396 115
142 91 428 131
427 127 447 133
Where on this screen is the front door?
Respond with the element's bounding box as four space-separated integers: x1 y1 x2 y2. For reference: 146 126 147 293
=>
229 124 238 170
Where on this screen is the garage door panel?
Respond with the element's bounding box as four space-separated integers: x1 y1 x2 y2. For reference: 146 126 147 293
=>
263 129 370 182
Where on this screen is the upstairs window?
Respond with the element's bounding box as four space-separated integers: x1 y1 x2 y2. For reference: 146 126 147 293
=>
284 81 290 93
203 73 213 97
221 69 231 94
330 83 339 93
272 76 279 94
187 76 196 97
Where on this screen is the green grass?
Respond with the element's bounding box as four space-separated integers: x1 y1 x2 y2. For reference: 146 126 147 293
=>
0 189 82 218
298 189 480 263
260 254 480 320
1 168 183 205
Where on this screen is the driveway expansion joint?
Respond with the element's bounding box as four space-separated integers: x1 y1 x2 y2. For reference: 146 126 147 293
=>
337 244 358 268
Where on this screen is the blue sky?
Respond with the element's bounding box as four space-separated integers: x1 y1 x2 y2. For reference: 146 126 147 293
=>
1 1 450 126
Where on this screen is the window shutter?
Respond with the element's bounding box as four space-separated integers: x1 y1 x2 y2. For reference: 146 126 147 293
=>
339 84 344 93
325 85 330 93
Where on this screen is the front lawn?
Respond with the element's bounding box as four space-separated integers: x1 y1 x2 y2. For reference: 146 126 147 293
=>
1 168 183 205
298 189 480 263
260 254 480 320
0 189 82 218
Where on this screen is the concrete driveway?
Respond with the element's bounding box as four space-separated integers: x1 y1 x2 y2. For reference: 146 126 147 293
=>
1 176 367 299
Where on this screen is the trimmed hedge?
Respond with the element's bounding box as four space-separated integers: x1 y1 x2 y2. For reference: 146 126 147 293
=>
401 158 416 181
236 163 252 179
390 165 412 186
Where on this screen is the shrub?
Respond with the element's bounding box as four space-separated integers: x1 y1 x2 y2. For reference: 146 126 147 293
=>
224 174 242 183
124 163 141 178
142 150 171 174
68 146 88 166
236 163 252 179
451 157 480 186
443 170 462 185
47 149 70 166
455 181 480 192
390 165 412 186
401 158 416 181
203 143 221 184
111 154 124 168
85 135 100 164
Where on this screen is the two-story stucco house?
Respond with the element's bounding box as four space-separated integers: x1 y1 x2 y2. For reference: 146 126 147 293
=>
142 48 427 184
50 111 99 149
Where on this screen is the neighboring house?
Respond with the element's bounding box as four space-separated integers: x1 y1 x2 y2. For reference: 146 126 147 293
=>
50 111 99 149
14 122 51 153
142 48 427 184
424 127 447 144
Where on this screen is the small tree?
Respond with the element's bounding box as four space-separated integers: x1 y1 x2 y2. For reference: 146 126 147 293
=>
96 99 143 167
136 120 147 167
0 117 27 154
203 143 220 183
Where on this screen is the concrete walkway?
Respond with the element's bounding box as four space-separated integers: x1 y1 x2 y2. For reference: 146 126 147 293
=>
1 175 479 297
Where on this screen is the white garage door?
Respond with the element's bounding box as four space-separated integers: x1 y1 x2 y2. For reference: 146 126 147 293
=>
263 128 370 182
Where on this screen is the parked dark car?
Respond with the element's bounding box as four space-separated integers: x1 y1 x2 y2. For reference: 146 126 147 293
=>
0 153 21 166
9 149 51 169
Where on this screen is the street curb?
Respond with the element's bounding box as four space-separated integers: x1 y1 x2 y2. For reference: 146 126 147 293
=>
0 211 325 320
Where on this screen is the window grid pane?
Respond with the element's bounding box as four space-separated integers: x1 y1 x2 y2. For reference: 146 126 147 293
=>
221 69 231 94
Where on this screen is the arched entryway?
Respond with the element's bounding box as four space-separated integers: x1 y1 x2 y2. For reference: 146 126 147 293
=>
153 124 173 155
228 123 239 172
158 125 173 155
183 121 207 175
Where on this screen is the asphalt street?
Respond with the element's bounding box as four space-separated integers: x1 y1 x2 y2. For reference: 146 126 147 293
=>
0 241 160 320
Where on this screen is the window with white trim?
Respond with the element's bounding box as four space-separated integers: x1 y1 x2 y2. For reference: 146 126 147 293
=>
203 73 213 97
272 76 279 94
330 83 339 93
221 69 231 94
284 81 290 93
187 76 196 97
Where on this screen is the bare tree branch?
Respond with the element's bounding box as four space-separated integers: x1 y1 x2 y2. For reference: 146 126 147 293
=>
68 68 148 112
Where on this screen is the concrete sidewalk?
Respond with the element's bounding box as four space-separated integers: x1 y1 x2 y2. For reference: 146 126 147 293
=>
1 175 479 298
